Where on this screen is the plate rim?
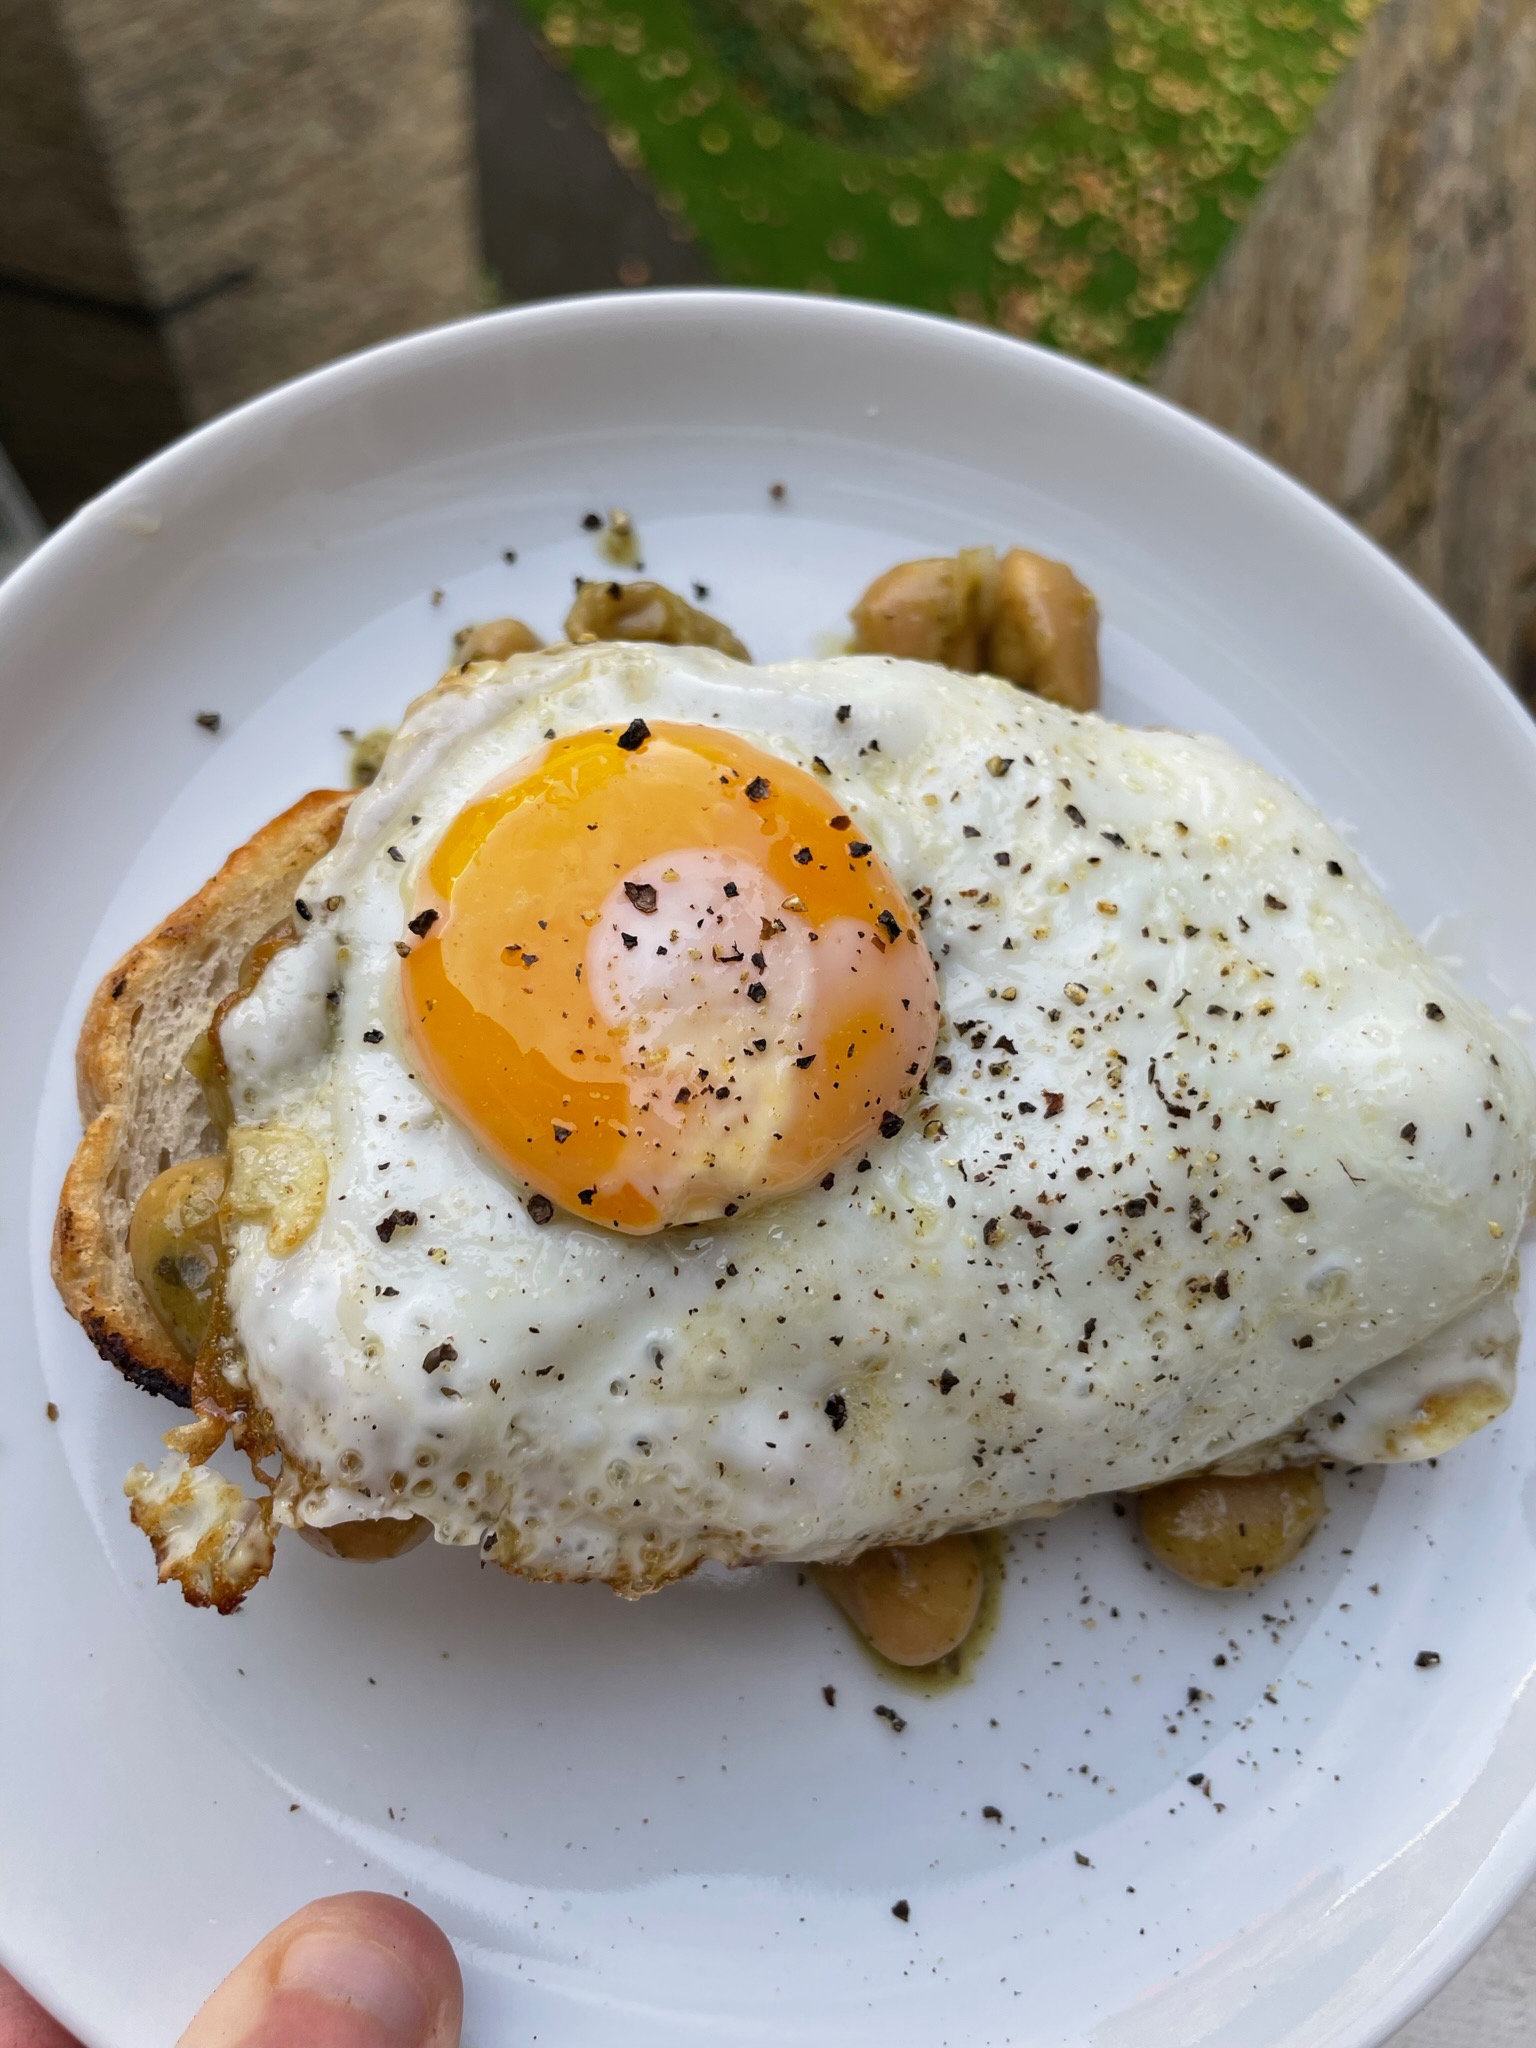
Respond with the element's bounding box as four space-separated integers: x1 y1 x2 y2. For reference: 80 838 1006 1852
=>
4 286 1531 775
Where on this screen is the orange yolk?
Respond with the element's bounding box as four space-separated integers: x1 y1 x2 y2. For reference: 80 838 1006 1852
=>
403 721 939 1233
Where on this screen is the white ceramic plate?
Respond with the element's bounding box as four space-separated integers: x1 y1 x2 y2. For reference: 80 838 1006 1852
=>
5 292 1536 2048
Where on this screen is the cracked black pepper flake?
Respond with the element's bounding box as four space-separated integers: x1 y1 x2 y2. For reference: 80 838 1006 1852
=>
622 932 638 950
362 1028 384 1044
745 775 771 802
1064 804 1086 827
1264 893 1288 911
503 549 517 563
1415 1650 1441 1668
769 481 786 501
581 511 602 530
746 981 767 1004
1074 1851 1092 1868
891 1900 910 1922
692 580 709 600
421 1341 457 1373
294 898 313 921
577 1187 596 1206
880 1110 904 1139
1293 1333 1314 1349
1281 1192 1310 1213
877 909 901 941
195 710 221 732
795 1054 816 1068
407 907 439 937
936 1368 959 1395
820 1172 835 1190
1425 1002 1445 1022
794 844 813 865
874 1704 907 1732
1326 859 1344 876
624 880 658 914
836 703 851 723
1401 1122 1417 1144
375 1208 418 1243
387 845 405 863
822 1684 837 1706
616 717 651 751
526 1194 554 1225
982 1805 1003 1822
825 1393 848 1431
848 840 872 858
1043 1091 1065 1119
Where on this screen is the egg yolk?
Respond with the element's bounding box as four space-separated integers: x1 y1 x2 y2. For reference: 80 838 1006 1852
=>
403 721 939 1233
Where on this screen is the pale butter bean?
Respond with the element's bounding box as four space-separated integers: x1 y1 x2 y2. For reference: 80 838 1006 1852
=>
1139 1467 1326 1590
816 1532 984 1666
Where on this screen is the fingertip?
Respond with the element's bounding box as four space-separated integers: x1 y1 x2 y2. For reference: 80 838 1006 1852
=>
0 1968 82 2048
285 1894 462 2036
178 1890 462 2048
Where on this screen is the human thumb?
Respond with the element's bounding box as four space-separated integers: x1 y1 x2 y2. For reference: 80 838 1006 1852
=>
176 1892 461 2048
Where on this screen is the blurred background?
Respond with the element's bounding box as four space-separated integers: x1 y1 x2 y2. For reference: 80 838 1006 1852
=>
1 0 1531 705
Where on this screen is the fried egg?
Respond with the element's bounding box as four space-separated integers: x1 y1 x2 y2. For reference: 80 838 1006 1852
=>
211 643 1535 1590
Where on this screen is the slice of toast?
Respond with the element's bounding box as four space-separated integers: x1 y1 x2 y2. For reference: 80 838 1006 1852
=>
52 790 354 1405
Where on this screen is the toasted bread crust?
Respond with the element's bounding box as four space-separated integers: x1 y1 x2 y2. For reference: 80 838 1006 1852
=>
52 790 354 1404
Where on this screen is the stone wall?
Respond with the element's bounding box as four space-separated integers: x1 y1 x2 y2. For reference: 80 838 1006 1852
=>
1157 0 1536 707
0 0 479 520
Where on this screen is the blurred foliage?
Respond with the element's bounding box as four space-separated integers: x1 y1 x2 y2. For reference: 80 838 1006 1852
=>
512 0 1379 378
688 0 1111 152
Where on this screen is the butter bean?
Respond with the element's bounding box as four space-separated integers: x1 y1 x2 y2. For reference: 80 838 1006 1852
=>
564 579 748 660
452 616 542 663
1139 1466 1325 1589
849 550 994 671
987 548 1100 710
128 1156 227 1361
299 1516 433 1562
816 1532 984 1666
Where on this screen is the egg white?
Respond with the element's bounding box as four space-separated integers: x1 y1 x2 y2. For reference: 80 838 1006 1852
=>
214 644 1536 1588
